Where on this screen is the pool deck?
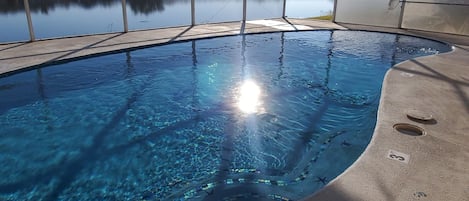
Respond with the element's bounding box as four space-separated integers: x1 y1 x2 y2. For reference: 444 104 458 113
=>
1 19 468 201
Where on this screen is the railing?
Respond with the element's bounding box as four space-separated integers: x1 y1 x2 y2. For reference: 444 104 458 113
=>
9 0 469 43
19 0 290 42
334 0 469 36
403 0 469 6
399 0 469 36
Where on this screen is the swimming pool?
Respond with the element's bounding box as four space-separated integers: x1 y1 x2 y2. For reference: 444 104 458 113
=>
0 31 451 201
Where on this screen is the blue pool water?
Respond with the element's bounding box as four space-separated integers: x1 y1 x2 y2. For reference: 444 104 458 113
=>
0 31 451 200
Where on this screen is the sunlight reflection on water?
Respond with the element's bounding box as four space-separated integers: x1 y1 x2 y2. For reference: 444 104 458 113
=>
237 80 263 114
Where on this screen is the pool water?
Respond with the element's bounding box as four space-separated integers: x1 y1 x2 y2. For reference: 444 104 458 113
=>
0 31 451 200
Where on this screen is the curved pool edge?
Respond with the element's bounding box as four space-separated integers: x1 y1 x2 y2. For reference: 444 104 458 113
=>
1 19 468 201
0 19 346 77
303 42 469 200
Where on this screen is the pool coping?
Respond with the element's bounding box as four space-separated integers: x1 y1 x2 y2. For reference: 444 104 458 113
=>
1 19 468 201
303 24 469 201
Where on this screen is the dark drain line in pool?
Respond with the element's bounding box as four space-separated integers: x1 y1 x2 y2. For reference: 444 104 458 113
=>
179 129 347 200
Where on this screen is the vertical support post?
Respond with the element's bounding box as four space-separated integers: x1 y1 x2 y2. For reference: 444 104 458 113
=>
282 0 287 18
242 0 247 22
191 0 195 26
23 0 35 41
398 0 406 29
332 0 338 22
121 0 128 32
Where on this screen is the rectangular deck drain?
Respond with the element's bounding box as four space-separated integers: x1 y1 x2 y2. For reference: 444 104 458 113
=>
387 149 410 164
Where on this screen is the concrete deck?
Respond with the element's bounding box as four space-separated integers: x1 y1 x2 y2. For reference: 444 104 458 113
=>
0 19 345 76
1 19 468 201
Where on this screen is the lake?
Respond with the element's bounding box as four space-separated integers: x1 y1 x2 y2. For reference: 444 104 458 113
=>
0 0 333 43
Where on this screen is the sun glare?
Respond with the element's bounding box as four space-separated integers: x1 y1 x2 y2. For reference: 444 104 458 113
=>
237 80 262 114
